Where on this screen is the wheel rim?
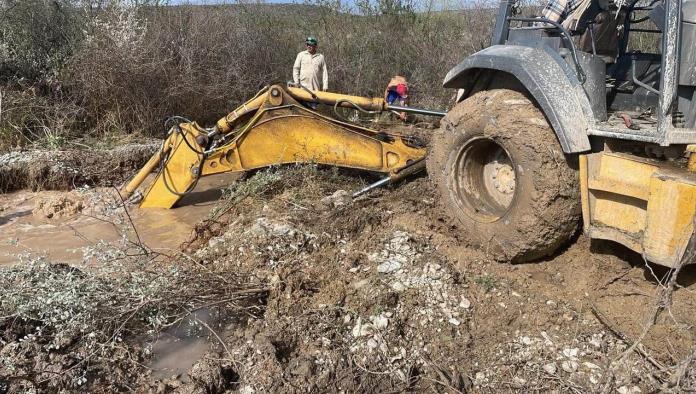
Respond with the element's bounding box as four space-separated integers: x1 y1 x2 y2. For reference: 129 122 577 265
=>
451 137 517 222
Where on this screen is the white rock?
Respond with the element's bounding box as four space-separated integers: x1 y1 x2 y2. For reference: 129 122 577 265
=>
371 314 389 329
270 222 295 236
540 331 554 346
321 189 351 207
561 360 579 373
562 347 579 359
474 372 486 385
239 386 255 394
589 336 602 348
367 338 379 349
460 297 471 309
448 318 461 326
583 361 601 370
512 376 527 386
377 260 402 273
520 336 533 346
352 318 374 337
391 281 407 292
208 236 225 248
543 363 557 374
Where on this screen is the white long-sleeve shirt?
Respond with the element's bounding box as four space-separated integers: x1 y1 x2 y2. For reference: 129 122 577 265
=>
292 50 328 91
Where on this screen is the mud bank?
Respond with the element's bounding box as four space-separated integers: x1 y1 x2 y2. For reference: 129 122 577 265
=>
157 167 696 393
0 143 158 193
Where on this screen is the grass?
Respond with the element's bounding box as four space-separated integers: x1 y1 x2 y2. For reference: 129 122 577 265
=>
475 274 497 292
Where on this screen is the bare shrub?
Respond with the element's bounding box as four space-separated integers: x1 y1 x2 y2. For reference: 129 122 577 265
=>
0 0 501 145
0 88 84 150
0 0 84 84
63 0 499 139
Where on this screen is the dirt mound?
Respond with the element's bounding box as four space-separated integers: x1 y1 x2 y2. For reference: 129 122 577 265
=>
32 192 85 219
166 165 696 393
0 142 158 193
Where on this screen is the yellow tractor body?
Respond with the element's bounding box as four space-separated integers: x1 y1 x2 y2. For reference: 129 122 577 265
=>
580 152 696 267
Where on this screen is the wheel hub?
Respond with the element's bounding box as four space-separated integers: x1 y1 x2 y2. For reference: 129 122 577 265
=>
452 137 518 222
491 162 515 195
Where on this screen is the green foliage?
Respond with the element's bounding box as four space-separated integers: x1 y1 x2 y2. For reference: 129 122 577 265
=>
475 274 497 292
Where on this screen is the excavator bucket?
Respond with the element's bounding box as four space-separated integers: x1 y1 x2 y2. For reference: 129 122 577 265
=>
123 85 429 209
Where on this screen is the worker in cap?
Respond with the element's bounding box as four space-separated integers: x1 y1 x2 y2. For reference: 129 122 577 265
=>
385 74 409 121
293 36 329 94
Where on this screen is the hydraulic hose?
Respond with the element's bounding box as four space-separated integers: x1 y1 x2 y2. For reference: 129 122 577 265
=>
158 116 208 197
333 99 382 121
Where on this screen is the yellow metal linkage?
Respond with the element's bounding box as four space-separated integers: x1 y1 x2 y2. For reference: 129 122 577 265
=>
125 85 427 209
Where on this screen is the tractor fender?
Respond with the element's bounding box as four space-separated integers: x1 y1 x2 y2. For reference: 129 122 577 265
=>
443 45 593 153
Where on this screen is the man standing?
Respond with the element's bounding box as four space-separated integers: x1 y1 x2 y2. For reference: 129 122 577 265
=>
293 37 328 92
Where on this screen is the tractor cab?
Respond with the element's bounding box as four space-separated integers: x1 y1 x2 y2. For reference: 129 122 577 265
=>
447 0 696 150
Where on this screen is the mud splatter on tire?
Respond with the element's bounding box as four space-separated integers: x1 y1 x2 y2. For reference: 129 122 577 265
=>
427 89 580 262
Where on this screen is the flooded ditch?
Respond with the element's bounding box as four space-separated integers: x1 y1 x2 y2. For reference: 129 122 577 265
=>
0 173 241 266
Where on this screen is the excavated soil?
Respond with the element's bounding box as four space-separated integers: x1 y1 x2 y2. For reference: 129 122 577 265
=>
161 167 696 393
1 131 695 392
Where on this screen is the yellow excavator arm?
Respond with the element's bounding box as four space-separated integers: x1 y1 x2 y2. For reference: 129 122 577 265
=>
123 85 438 208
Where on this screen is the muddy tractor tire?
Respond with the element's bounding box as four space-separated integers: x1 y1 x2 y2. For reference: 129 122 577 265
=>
427 89 580 262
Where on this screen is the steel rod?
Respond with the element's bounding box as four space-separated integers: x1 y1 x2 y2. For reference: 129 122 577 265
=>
352 177 390 198
387 105 447 117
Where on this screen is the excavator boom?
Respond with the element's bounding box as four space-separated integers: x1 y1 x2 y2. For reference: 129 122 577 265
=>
124 85 434 208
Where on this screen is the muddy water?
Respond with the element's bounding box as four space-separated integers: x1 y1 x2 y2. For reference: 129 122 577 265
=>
0 173 241 266
149 308 227 381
